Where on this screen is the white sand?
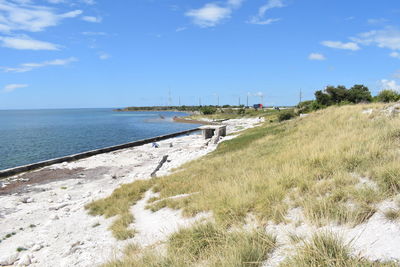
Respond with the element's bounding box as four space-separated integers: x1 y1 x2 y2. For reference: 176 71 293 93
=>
0 118 263 266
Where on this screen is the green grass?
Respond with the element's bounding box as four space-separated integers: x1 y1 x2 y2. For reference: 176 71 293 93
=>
104 223 276 267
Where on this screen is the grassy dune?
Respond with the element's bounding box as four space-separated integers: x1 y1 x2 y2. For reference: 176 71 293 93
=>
88 103 400 266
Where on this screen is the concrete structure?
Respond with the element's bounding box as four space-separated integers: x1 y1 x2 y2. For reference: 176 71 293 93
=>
199 125 227 139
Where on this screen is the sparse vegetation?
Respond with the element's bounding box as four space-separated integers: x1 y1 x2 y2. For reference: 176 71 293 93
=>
90 103 400 265
92 222 101 228
384 209 400 221
16 247 27 252
104 223 276 267
85 179 154 240
60 186 67 190
282 232 395 267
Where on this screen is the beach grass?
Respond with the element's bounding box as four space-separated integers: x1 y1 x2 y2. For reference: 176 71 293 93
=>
281 232 395 267
104 223 276 267
85 179 154 240
89 103 400 264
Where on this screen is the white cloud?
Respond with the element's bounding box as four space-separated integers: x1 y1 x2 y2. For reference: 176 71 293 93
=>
81 31 106 36
321 41 360 51
227 0 244 8
185 0 243 27
185 3 231 27
390 51 400 59
367 18 387 25
0 0 82 33
351 27 400 51
81 0 95 5
3 83 28 92
3 57 77 72
248 0 285 25
250 18 280 25
175 27 187 32
82 15 102 23
308 53 326 60
0 36 59 50
98 52 110 60
380 79 400 91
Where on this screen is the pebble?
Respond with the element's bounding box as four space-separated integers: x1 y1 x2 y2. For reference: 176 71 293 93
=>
49 214 59 220
32 244 42 252
49 203 68 211
21 197 34 203
64 194 72 200
0 253 19 265
16 254 31 265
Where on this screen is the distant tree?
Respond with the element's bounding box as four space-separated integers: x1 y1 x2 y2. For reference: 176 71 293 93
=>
315 90 332 106
347 84 372 103
377 90 400 103
325 85 348 103
200 106 217 115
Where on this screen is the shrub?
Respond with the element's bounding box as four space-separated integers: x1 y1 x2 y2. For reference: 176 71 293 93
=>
278 110 296 122
297 100 324 113
377 90 400 103
237 108 246 115
200 106 217 115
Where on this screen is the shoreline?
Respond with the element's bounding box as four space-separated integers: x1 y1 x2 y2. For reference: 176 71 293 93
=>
0 117 264 266
0 128 200 180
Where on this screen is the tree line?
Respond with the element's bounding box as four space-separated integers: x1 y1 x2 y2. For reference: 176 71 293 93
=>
298 85 400 113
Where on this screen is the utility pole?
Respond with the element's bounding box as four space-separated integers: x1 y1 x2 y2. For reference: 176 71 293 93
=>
179 96 181 106
199 97 202 106
168 88 172 107
239 97 241 106
246 94 249 107
217 95 219 107
299 89 303 104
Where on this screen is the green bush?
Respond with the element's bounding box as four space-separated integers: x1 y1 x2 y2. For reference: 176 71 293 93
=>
298 100 324 113
377 90 400 103
200 106 217 115
237 108 246 115
278 110 296 122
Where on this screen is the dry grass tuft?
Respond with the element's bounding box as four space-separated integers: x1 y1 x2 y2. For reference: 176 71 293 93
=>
85 179 154 240
104 223 276 267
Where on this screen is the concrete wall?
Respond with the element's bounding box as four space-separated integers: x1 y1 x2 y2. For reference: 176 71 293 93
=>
0 128 200 179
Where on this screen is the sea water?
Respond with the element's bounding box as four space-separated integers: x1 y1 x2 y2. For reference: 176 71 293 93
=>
0 109 198 170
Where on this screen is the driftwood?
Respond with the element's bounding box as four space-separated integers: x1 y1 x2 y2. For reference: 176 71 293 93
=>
151 155 168 177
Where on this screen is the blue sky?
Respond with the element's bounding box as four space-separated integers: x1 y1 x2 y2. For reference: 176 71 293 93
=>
1 0 400 109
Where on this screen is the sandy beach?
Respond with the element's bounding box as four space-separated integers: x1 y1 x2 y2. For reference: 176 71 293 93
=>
0 118 263 266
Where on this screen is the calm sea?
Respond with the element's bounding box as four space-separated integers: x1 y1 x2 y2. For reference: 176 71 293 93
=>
0 109 199 171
